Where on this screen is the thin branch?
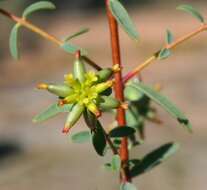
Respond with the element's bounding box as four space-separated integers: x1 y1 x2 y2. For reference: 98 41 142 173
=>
123 24 207 83
103 129 118 155
82 56 102 71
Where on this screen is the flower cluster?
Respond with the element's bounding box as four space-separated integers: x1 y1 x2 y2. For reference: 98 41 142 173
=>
37 56 119 133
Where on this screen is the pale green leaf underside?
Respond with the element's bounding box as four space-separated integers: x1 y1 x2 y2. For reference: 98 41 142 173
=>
71 131 91 143
158 48 171 60
131 82 192 132
111 154 121 171
9 24 21 60
23 1 56 18
177 4 205 23
166 29 174 44
120 182 137 190
64 28 90 42
33 103 73 123
61 43 87 55
109 0 139 41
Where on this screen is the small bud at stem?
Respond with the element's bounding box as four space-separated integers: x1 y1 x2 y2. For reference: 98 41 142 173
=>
120 102 128 110
112 64 121 73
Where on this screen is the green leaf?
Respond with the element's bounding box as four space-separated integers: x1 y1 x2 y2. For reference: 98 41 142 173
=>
130 142 179 177
158 48 171 60
166 29 174 44
120 182 137 190
109 0 139 41
128 159 141 168
111 154 121 171
131 82 192 132
124 85 143 102
63 28 89 42
71 131 91 143
61 43 87 55
33 103 73 123
92 121 106 156
99 96 120 111
125 108 140 129
109 126 135 138
177 4 205 23
9 24 21 60
23 1 56 18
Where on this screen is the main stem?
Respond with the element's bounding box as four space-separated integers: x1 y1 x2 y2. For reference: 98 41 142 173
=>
106 0 130 183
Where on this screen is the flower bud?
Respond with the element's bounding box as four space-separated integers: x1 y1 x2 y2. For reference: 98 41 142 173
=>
73 57 86 83
99 96 120 111
63 103 84 133
87 102 101 117
96 68 113 83
48 84 73 98
95 80 113 93
37 83 73 98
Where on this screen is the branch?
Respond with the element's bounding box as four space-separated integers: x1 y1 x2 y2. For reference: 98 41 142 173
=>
0 8 102 70
123 24 207 83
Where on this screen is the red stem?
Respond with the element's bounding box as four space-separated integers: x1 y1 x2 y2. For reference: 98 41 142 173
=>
106 0 130 183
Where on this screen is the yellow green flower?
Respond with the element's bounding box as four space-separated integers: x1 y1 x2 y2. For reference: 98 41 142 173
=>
37 56 114 134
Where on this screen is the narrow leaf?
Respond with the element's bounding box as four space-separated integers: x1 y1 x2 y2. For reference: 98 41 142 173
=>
130 143 179 177
166 29 174 44
33 103 73 123
109 126 135 138
158 48 171 60
177 4 205 23
120 182 137 190
61 43 87 55
111 154 121 171
92 121 106 156
23 1 56 18
71 131 91 143
131 82 192 132
109 0 139 41
9 24 21 60
64 28 90 42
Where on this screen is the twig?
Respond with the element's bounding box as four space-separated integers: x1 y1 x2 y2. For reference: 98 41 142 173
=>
123 24 207 83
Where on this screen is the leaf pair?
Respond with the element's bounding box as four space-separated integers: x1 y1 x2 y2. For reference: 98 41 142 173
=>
9 1 88 59
159 4 205 60
9 1 56 60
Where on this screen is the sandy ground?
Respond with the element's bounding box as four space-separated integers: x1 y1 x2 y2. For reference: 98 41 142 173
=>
0 4 207 190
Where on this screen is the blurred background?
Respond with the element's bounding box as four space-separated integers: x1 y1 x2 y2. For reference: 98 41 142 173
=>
0 0 207 189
